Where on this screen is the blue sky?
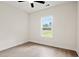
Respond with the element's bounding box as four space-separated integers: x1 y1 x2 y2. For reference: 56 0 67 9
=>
41 16 53 25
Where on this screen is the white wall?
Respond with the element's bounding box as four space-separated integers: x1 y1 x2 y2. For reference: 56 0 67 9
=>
30 2 77 50
77 2 79 56
0 3 29 51
0 2 77 52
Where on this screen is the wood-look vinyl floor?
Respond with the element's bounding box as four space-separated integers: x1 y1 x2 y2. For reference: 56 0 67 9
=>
0 42 78 57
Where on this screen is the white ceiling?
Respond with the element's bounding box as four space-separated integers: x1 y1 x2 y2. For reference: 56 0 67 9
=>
0 1 70 13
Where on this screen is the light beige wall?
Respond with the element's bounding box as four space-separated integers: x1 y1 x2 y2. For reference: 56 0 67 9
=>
77 1 79 56
0 3 29 51
30 2 77 50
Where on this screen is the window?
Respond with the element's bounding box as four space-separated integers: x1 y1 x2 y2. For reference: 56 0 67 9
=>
41 16 53 38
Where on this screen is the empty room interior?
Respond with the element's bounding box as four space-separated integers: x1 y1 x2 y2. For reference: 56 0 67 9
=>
0 1 79 57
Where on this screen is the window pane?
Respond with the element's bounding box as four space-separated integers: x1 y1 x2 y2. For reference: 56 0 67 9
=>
41 16 53 38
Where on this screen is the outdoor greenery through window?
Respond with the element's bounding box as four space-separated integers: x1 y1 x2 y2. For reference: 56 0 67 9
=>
41 16 53 38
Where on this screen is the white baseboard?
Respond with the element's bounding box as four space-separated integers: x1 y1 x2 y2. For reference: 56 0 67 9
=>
0 40 78 57
0 40 28 52
76 50 79 56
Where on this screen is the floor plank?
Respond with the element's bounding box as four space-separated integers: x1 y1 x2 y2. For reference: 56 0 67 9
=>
0 42 78 57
